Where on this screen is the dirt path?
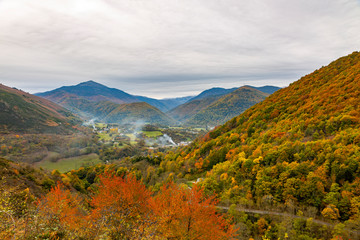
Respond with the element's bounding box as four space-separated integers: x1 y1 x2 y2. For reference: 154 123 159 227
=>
217 206 360 236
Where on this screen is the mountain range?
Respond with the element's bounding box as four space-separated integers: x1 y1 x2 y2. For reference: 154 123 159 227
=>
37 81 191 112
36 81 280 127
168 85 279 126
184 86 269 127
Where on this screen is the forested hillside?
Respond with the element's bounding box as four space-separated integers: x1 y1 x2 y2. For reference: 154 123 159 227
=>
186 86 268 127
169 86 277 127
104 102 175 125
168 95 222 122
0 84 80 133
160 52 360 234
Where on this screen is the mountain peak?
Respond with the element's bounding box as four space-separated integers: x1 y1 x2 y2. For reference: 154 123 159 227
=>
77 80 105 87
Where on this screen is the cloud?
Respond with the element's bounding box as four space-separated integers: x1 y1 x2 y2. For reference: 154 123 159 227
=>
0 0 359 98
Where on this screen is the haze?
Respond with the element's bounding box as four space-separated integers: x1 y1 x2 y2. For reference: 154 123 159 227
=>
0 0 359 98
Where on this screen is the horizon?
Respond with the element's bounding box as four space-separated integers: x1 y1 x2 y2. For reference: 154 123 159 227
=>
0 0 359 98
30 79 282 100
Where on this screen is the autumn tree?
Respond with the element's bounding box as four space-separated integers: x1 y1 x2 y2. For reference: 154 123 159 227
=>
88 172 157 239
35 183 87 239
153 182 236 240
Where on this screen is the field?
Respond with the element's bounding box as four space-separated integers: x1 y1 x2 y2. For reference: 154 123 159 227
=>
36 153 101 173
98 132 112 141
141 131 163 138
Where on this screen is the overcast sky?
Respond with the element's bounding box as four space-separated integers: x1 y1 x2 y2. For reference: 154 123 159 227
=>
0 0 359 99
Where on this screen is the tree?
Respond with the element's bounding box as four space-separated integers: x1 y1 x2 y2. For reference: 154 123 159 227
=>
36 183 87 239
153 182 236 240
88 172 157 239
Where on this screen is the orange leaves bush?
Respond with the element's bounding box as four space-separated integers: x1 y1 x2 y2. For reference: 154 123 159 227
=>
37 173 236 239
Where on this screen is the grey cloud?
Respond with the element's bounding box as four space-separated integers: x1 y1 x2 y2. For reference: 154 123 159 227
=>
0 0 359 98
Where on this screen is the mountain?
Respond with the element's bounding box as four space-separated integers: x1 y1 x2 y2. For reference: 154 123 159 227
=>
0 84 79 133
49 95 174 125
168 95 223 122
37 80 189 112
104 102 175 125
158 96 194 110
185 86 269 127
163 51 360 221
134 96 170 112
168 86 272 125
187 87 238 102
245 85 281 94
37 80 139 104
168 87 239 122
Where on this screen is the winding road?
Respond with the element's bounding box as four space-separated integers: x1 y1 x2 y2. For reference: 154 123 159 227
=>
217 206 360 236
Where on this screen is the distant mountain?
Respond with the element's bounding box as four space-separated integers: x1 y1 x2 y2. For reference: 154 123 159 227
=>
134 96 170 112
37 80 139 105
168 95 222 122
158 96 194 110
50 95 174 125
0 84 79 133
185 86 268 127
104 102 175 125
187 87 238 102
168 87 239 122
37 81 190 112
168 85 277 124
244 85 281 94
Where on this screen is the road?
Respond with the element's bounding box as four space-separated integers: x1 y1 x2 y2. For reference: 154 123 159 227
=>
217 205 360 236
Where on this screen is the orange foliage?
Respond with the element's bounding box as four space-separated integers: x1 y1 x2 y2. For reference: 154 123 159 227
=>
37 172 236 239
89 172 155 238
154 183 236 240
37 183 86 233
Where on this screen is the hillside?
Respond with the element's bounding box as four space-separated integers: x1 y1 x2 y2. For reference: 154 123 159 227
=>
158 96 194 110
185 86 269 127
169 85 278 124
0 84 79 133
48 94 175 125
168 95 222 122
0 157 57 197
162 51 360 223
104 102 175 125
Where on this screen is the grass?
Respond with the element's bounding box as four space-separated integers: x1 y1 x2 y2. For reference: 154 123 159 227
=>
125 134 137 144
95 123 107 128
37 153 101 173
98 132 112 141
142 131 163 138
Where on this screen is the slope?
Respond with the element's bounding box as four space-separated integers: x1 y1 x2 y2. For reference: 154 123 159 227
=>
0 84 79 133
185 86 268 127
158 96 194 111
167 95 222 122
0 157 57 198
169 85 278 123
104 102 175 125
163 51 360 222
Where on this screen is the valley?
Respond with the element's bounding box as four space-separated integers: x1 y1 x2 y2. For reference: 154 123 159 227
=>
1 52 360 239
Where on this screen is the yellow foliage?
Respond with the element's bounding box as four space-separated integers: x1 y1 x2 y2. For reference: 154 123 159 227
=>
321 204 340 220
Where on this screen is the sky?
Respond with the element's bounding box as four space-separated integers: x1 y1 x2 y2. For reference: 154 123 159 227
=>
0 0 359 99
